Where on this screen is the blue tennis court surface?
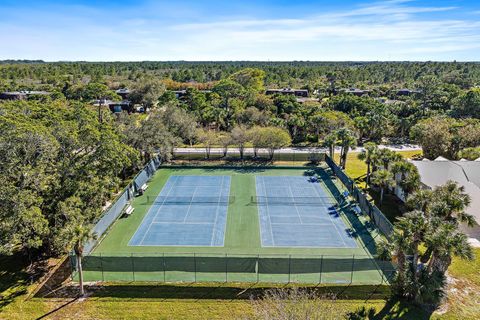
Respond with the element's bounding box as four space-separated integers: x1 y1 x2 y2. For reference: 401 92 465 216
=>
129 176 231 246
255 176 357 248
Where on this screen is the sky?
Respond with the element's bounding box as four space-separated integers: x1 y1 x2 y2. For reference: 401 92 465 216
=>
0 0 479 61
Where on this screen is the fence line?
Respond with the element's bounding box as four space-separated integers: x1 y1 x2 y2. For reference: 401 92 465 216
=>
172 147 326 165
71 253 396 285
83 156 162 255
324 155 394 238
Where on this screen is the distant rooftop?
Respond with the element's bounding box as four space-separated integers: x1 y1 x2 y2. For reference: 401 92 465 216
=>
265 88 308 97
2 90 50 95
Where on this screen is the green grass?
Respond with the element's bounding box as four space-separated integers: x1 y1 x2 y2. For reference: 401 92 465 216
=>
1 279 434 320
334 150 422 222
3 156 476 319
439 248 480 319
86 166 388 284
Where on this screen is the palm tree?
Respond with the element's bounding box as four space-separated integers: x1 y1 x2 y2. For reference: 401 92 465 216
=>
406 189 433 213
430 181 475 226
336 128 357 169
396 211 428 281
371 169 394 204
73 225 97 297
357 142 378 186
391 160 420 200
384 184 474 304
374 148 402 171
323 132 337 160
424 222 474 274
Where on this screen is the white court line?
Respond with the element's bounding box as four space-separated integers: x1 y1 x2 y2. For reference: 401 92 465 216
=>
138 176 178 245
312 182 348 247
210 175 225 246
286 180 303 224
151 221 213 225
271 222 332 226
261 177 276 246
182 186 197 223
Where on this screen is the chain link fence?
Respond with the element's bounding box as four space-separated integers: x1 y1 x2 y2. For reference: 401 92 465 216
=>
82 156 162 255
324 155 394 239
72 253 395 285
172 147 326 165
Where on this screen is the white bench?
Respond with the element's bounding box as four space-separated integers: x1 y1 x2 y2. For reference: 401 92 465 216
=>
137 183 149 196
124 204 135 216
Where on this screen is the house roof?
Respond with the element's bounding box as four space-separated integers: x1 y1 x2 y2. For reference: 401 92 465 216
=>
266 88 308 93
410 159 480 233
1 90 50 95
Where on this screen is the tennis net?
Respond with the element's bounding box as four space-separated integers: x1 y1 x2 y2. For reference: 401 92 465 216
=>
146 195 235 205
251 196 336 206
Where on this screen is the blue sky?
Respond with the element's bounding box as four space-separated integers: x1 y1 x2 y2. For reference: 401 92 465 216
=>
0 0 479 61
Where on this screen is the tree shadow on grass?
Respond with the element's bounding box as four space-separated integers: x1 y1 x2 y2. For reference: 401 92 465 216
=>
0 254 46 308
372 298 433 320
41 283 390 302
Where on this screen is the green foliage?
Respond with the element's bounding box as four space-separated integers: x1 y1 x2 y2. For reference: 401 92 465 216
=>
65 82 121 101
228 68 265 93
387 182 474 306
411 117 480 159
0 100 138 255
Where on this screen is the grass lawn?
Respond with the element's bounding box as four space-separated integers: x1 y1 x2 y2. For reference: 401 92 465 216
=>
1 276 433 320
334 149 422 222
438 248 480 319
2 151 478 320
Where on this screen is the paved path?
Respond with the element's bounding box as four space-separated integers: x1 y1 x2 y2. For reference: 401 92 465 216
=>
174 144 422 154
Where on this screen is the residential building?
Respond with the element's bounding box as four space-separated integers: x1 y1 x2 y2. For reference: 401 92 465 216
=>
115 88 130 99
0 90 50 100
396 157 480 240
396 88 421 96
265 88 309 97
340 88 370 96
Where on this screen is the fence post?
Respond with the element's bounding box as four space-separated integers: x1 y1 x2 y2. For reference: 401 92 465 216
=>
319 255 323 284
350 255 355 284
131 253 135 282
194 253 197 283
256 254 260 283
100 253 104 282
288 255 291 284
225 253 228 283
163 253 166 282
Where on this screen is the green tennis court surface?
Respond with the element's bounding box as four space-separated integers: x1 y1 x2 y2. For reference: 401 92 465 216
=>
82 166 393 284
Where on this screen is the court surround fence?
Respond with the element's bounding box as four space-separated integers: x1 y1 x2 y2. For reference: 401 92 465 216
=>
72 253 395 285
82 156 162 255
172 147 326 165
324 155 394 239
70 152 397 287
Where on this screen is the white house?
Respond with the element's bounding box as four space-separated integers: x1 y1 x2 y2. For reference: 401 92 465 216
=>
397 157 480 240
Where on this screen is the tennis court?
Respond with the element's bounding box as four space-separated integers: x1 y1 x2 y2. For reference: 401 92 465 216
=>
255 176 357 248
82 167 394 285
129 175 231 247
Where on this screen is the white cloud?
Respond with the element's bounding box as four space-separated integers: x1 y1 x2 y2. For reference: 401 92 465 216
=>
0 0 478 61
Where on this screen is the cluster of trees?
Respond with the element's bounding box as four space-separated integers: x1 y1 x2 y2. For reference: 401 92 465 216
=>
2 62 480 159
357 143 420 203
0 99 196 258
380 182 475 305
411 116 480 159
2 61 480 92
196 126 291 160
1 62 479 306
